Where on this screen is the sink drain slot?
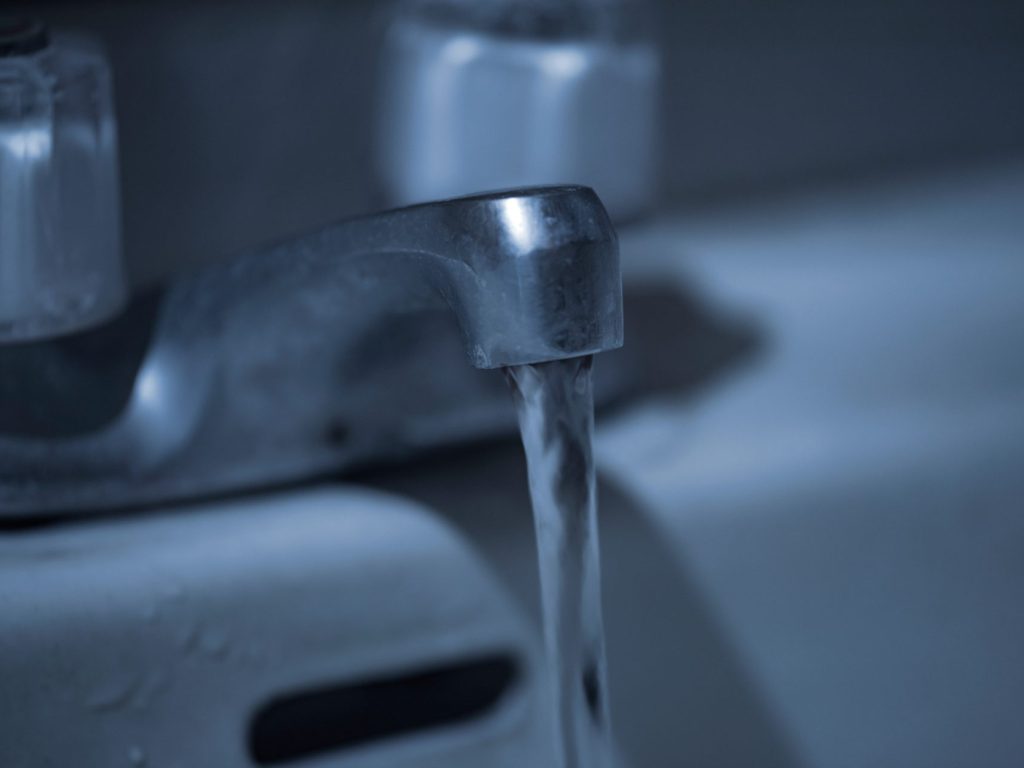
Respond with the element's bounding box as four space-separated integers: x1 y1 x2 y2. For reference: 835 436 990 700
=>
248 653 520 765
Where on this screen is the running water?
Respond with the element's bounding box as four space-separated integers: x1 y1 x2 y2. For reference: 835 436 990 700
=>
506 356 613 768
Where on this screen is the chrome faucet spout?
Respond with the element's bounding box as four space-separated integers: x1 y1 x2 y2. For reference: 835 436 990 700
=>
405 185 623 367
0 186 623 517
202 185 623 368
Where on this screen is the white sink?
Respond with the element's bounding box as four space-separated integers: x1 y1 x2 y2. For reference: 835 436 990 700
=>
593 160 1024 767
0 488 552 767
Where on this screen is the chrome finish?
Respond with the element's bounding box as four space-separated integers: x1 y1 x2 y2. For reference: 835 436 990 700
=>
0 185 621 517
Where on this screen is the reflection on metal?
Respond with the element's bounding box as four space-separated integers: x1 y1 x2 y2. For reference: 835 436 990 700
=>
497 196 539 253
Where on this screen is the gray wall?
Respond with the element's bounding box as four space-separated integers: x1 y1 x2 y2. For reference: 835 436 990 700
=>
16 0 1024 284
658 0 1024 198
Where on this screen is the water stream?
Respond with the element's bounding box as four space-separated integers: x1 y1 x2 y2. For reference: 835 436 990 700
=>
506 355 613 768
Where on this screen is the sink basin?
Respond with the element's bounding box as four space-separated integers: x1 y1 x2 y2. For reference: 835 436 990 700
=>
364 161 1024 768
595 161 1024 767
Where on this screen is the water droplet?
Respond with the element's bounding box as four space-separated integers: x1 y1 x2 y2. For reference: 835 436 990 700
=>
200 629 228 659
128 746 147 766
243 643 264 666
130 670 168 711
159 582 184 602
86 678 136 713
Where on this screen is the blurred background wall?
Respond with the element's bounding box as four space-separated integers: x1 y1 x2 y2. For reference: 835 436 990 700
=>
9 0 1024 286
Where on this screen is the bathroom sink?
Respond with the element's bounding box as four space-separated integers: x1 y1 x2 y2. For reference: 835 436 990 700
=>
364 161 1024 768
0 488 552 767
594 161 1024 767
4 160 1019 768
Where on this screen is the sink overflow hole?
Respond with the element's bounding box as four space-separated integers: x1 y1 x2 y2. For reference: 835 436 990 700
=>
248 653 519 765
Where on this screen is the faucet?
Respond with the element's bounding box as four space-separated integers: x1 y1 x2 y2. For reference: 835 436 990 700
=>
0 185 622 519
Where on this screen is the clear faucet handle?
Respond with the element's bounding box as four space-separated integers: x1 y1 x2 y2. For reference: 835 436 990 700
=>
376 0 660 223
0 18 124 343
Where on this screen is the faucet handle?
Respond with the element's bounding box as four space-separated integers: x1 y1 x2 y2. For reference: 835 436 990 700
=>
0 22 124 343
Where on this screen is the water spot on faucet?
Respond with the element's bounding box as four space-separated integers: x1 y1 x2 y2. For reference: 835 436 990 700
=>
470 344 487 367
242 641 266 668
200 628 229 659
